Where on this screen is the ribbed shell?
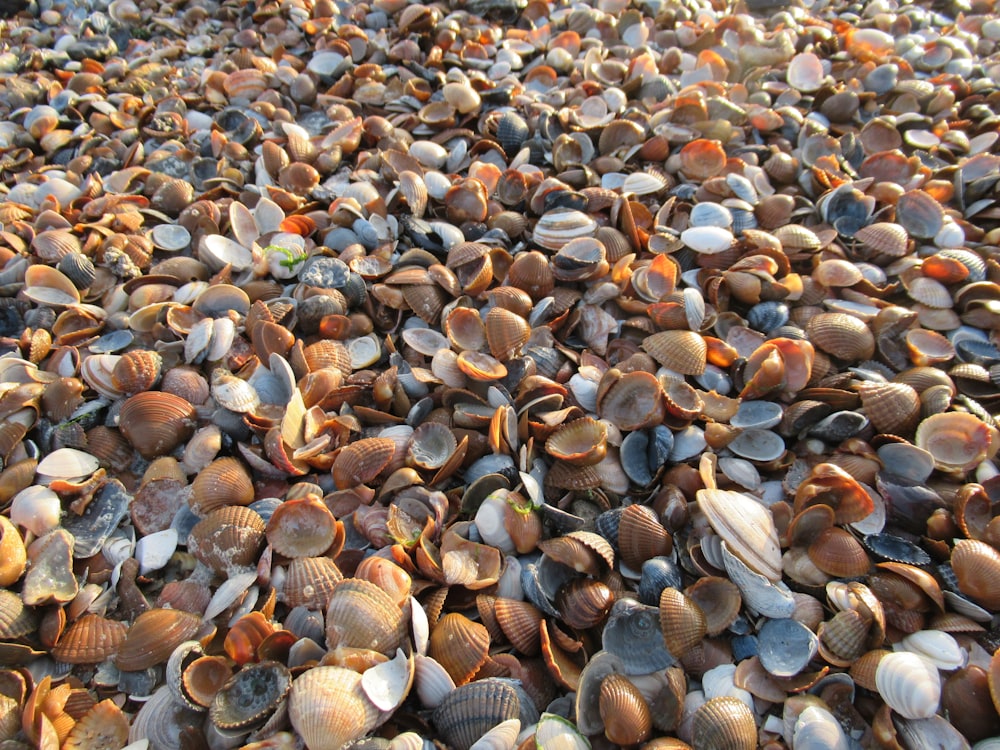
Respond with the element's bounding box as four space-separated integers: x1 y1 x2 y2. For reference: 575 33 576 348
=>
806 313 875 362
855 222 909 256
617 504 672 570
807 527 871 578
642 330 707 375
118 390 197 460
485 306 530 362
331 437 395 489
0 589 36 639
494 598 542 656
187 505 266 574
600 674 652 745
858 381 920 435
820 609 870 662
432 679 520 750
283 556 344 610
691 696 757 750
658 587 706 658
429 613 490 686
288 666 380 750
951 539 1000 610
51 614 127 664
116 608 202 671
325 578 404 656
190 457 254 514
111 350 163 395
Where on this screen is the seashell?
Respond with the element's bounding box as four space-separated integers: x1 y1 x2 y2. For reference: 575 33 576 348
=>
496 111 529 156
951 539 1000 610
210 660 291 731
807 527 871 578
200 234 254 272
858 381 920 436
289 666 380 750
642 330 707 375
787 52 825 92
118 391 198 460
915 412 995 474
188 505 266 574
552 237 608 282
326 578 405 656
283 556 344 610
266 495 337 558
484 307 529 362
555 578 615 631
35 447 98 483
190 457 255 515
493 598 543 656
757 617 817 678
598 370 666 431
116 608 203 672
691 696 757 750
901 630 965 672
50 613 127 664
407 422 457 470
111 350 163 395
658 588 706 659
617 504 672 571
57 251 96 290
545 418 607 467
875 651 941 720
211 369 260 413
429 613 490 685
679 139 726 180
332 437 396 489
532 209 598 251
23 528 78 605
806 313 876 362
697 489 781 582
432 679 520 750
600 674 652 745
23 264 81 307
603 598 675 674
508 250 555 300
819 609 870 665
681 226 734 255
896 190 944 240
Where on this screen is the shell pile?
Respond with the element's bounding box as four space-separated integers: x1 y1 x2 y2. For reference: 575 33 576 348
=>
3 0 1000 747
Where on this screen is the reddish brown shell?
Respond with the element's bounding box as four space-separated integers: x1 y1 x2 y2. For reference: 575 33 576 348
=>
188 505 266 574
429 613 490 686
642 330 707 375
116 608 203 671
325 578 405 656
599 674 652 745
659 587 707 658
266 495 337 558
118 391 197 460
617 504 672 570
51 614 127 664
691 697 757 750
111 350 163 395
190 457 255 515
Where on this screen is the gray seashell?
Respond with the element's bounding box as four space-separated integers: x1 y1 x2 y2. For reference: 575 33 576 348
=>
520 559 564 618
731 400 783 430
602 598 675 674
725 173 758 205
722 542 795 619
300 257 350 289
574 651 625 736
690 202 733 229
89 329 134 354
757 618 818 677
728 429 786 462
730 207 758 234
955 338 1000 367
62 478 131 559
747 301 790 333
432 679 520 750
57 252 96 290
807 411 868 442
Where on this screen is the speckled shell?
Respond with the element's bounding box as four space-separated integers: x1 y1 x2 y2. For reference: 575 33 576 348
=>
187 505 266 575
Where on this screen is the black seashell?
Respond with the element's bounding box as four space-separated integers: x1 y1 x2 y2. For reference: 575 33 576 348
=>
595 508 623 553
862 532 931 566
956 338 1000 367
807 410 868 442
637 556 683 606
496 111 529 156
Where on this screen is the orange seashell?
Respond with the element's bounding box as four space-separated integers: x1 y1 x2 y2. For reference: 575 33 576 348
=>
429 613 490 686
951 539 1000 610
793 463 874 525
538 531 614 577
331 437 396 489
545 418 608 467
494 598 543 656
354 556 412 607
597 370 666 431
116 608 202 671
283 556 344 610
110 350 163 395
485 306 530 362
190 457 255 515
691 697 757 750
50 614 127 664
617 504 672 570
642 330 706 375
555 578 614 630
679 139 726 181
508 250 554 300
806 313 875 362
807 527 871 578
659 587 707 658
224 611 276 665
118 390 197 460
857 381 920 436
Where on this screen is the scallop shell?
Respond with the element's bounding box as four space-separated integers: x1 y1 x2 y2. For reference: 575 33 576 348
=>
429 613 490 686
951 539 1000 610
808 527 871 578
432 679 520 750
642 330 707 375
599 674 652 745
190 457 255 515
858 381 921 436
326 578 405 656
485 307 529 362
331 437 396 489
283 556 344 610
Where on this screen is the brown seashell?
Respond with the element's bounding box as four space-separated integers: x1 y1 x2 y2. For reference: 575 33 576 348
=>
303 339 353 376
456 350 507 381
691 696 757 750
545 418 608 467
188 505 266 575
116 608 202 672
855 222 909 257
806 313 875 362
679 139 726 180
617 504 672 570
819 609 870 664
190 457 255 515
807 527 871 578
598 370 666 431
555 578 614 631
494 598 543 656
858 381 920 436
266 495 337 558
685 576 741 636
354 556 411 607
110 350 162 395
332 437 396 489
600 674 652 746
642 330 706 375
429 613 490 686
951 539 1000 610
659 587 707 659
0 516 25 587
118 390 198 460
62 698 129 750
538 530 614 577
445 307 487 353
283 556 344 610
508 250 555 300
325 578 405 656
50 614 127 664
0 589 35 639
180 654 232 710
485 306 530 362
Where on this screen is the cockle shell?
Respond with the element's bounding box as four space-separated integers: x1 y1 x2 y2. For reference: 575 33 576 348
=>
288 666 380 750
875 651 941 720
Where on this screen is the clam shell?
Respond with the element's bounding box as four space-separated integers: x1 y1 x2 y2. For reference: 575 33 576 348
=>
532 208 598 251
697 489 781 582
118 391 198 460
951 539 1000 610
485 307 530 362
332 437 396 489
283 556 344 610
545 418 608 467
858 381 921 436
190 457 255 515
757 617 817 678
429 613 490 686
658 588 706 659
681 226 734 254
691 696 757 750
806 313 876 362
188 505 266 575
618 504 672 571
432 679 520 750
685 576 741 636
266 495 337 558
210 660 291 731
51 613 127 664
326 578 405 656
603 598 675 674
600 674 652 745
875 651 941 720
116 608 203 672
289 666 380 750
915 412 994 474
598 370 666 431
642 330 707 375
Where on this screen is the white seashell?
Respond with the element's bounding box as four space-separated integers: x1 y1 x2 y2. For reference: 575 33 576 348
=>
253 197 285 235
185 318 215 364
349 334 382 369
409 141 449 170
722 542 795 618
263 235 309 280
875 651 941 720
203 571 258 621
532 209 598 251
135 529 178 575
622 171 667 196
898 630 966 671
200 234 253 272
787 52 826 92
793 705 849 750
11 485 62 536
689 202 733 228
718 457 761 491
211 369 260 413
80 353 124 399
361 648 414 712
469 719 521 750
35 447 99 482
496 556 523 600
206 317 236 364
474 493 516 555
389 732 427 750
702 664 754 712
568 368 600 413
414 654 456 709
410 597 429 656
149 224 191 252
681 226 734 254
423 171 452 202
